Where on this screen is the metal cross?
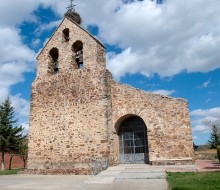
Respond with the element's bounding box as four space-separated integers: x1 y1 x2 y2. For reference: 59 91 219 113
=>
66 0 76 12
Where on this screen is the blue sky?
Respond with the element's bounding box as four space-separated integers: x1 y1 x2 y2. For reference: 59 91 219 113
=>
0 0 220 145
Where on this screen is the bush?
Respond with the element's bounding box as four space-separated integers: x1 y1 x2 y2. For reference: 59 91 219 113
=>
217 146 220 162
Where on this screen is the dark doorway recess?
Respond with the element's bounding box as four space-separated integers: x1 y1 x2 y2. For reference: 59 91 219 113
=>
118 116 149 164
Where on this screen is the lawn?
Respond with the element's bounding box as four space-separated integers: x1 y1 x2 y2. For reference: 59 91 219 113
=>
167 172 220 190
0 168 24 175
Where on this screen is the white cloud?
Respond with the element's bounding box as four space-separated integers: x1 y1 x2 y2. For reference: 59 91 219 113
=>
3 0 220 80
0 0 68 136
0 0 39 27
1 0 220 136
198 78 212 89
0 27 36 102
107 48 144 79
192 125 210 134
151 89 175 96
193 136 198 140
20 123 29 136
31 39 41 48
11 94 30 118
0 87 9 103
0 2 35 131
0 27 34 63
191 107 220 117
43 38 50 46
75 0 220 79
0 0 67 27
202 79 211 88
191 107 220 135
34 20 61 35
0 94 30 134
10 94 30 135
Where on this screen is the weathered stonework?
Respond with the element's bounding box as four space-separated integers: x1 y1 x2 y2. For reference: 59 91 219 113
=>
28 16 194 174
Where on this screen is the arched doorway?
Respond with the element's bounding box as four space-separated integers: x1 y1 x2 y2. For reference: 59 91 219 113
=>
118 116 149 164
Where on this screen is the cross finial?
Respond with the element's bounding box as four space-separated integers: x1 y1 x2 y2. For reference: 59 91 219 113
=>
66 0 76 12
64 0 81 24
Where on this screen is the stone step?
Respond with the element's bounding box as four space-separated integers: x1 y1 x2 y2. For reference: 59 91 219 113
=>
116 172 166 180
84 165 166 184
84 176 115 184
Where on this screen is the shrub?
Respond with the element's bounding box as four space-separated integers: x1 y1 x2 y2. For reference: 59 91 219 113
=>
217 146 220 162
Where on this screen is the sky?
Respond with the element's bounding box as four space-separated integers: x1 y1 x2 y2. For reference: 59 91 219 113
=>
0 0 220 145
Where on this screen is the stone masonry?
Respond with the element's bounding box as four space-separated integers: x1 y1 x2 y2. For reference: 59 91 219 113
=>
28 16 194 174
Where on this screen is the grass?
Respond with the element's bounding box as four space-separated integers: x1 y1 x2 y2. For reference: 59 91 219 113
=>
167 172 220 190
0 168 24 175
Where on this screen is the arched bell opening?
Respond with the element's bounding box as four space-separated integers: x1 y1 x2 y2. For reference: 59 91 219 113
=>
63 28 70 42
117 116 150 164
49 48 59 74
72 41 83 68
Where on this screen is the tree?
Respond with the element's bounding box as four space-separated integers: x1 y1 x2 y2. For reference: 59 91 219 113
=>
0 98 16 170
0 98 26 170
208 124 220 149
7 126 26 170
19 142 28 168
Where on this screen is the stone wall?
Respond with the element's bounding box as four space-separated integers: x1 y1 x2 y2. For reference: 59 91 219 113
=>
28 16 194 175
109 81 194 165
28 17 110 174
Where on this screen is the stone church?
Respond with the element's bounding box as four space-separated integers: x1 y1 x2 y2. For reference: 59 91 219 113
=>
28 7 194 174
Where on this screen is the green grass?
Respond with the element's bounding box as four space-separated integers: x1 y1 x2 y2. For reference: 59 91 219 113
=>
0 168 24 175
167 172 220 190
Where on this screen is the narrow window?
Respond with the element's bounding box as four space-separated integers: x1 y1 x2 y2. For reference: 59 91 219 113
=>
63 28 70 42
49 48 59 74
72 41 83 68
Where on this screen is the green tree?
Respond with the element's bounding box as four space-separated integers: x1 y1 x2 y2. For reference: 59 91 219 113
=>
19 142 28 168
208 124 220 149
0 98 26 170
7 126 26 170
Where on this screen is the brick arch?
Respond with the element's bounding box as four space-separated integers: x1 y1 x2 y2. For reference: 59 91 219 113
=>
72 40 83 52
114 114 143 133
114 112 155 133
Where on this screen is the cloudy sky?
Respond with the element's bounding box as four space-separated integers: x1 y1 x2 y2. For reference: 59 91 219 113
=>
0 0 220 145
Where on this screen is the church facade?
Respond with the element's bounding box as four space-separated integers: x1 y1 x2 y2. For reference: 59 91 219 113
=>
28 12 194 174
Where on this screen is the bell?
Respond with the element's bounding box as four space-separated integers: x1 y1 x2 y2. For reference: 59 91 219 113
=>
76 50 83 64
64 35 70 41
78 54 83 64
54 61 59 73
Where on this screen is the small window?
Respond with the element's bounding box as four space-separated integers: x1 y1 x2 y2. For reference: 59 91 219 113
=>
49 48 59 74
72 41 83 68
63 28 70 42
